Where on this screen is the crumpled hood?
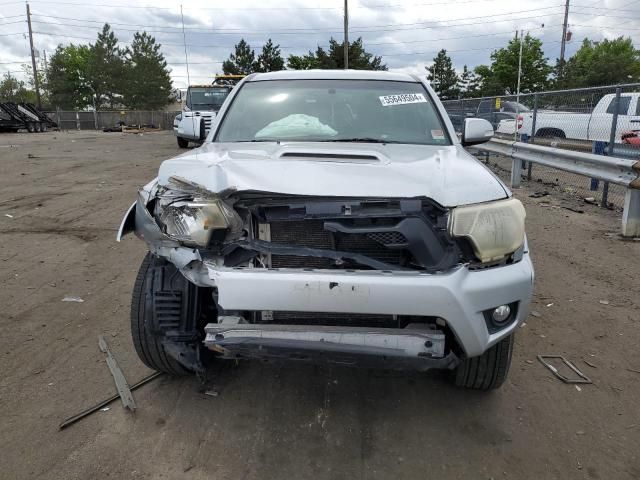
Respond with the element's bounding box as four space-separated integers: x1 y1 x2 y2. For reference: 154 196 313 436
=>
157 142 508 207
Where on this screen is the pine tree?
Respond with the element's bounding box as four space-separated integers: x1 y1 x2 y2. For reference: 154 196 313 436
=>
222 39 257 75
287 37 386 70
426 49 460 100
123 32 172 110
457 65 480 98
87 24 125 108
256 39 285 72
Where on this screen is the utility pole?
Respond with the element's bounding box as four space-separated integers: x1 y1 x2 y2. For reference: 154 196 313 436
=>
559 0 570 75
343 0 349 69
26 2 42 108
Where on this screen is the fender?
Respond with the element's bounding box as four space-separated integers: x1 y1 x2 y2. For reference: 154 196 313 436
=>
116 201 136 241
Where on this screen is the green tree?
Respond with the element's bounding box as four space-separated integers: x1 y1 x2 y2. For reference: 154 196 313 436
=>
0 72 36 103
255 39 285 72
122 32 172 109
47 43 93 109
286 37 386 70
287 51 319 70
477 34 551 95
223 39 257 75
426 49 459 100
87 24 125 108
558 37 640 88
457 65 481 98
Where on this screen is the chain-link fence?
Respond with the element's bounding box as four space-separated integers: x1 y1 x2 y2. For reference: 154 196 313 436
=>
442 83 640 210
44 110 180 131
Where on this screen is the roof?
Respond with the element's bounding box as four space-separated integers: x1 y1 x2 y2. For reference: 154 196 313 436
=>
247 69 420 82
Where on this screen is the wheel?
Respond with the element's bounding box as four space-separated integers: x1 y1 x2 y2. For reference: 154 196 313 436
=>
27 123 35 133
453 334 514 390
130 253 192 375
41 123 48 132
535 128 566 139
35 123 42 133
177 136 189 148
199 121 206 141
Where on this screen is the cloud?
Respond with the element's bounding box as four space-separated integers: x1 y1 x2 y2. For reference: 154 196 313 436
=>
1 0 637 88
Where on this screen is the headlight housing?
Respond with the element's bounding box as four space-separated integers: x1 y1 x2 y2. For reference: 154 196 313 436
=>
159 199 242 247
449 198 525 263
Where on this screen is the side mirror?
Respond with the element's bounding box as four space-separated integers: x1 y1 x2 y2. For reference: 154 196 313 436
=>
462 118 494 146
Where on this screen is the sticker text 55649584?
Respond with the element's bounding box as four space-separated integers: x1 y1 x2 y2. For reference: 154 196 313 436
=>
379 93 427 107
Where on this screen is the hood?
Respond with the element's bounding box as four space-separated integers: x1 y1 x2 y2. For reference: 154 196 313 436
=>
157 142 509 207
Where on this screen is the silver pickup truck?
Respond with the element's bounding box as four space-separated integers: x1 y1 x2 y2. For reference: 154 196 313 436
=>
119 70 533 390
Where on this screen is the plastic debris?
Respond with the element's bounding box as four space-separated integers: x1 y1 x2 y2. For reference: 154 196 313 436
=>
4 214 13 218
546 303 554 307
530 310 542 318
100 407 110 412
599 300 610 305
62 296 84 303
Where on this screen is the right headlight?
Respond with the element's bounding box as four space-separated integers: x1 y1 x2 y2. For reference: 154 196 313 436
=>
449 198 526 263
159 199 242 247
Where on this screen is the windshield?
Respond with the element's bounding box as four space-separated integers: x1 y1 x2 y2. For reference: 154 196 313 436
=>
503 101 531 113
186 87 232 111
215 79 451 145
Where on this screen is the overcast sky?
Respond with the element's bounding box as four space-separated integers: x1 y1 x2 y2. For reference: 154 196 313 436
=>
1 0 638 88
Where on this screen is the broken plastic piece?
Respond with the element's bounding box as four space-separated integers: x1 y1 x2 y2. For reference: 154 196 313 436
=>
62 296 84 303
537 355 592 384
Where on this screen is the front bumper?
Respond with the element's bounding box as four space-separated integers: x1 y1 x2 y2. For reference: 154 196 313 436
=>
204 256 533 358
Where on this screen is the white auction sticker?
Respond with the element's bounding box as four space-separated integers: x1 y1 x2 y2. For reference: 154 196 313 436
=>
379 93 427 106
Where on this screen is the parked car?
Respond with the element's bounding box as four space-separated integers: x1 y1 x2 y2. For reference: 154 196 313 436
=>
118 70 533 390
447 100 530 132
518 92 640 141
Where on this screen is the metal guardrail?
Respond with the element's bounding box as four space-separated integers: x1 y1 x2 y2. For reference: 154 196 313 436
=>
472 138 640 237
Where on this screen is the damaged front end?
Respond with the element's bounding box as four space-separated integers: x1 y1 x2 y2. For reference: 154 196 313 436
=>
119 176 527 372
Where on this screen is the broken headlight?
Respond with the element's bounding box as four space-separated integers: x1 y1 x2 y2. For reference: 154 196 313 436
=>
159 199 242 247
449 198 525 263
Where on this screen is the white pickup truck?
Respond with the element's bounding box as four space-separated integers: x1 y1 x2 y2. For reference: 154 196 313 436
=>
516 92 640 141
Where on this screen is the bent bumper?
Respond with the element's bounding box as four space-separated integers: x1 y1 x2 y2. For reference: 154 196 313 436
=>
204 323 458 370
204 255 534 358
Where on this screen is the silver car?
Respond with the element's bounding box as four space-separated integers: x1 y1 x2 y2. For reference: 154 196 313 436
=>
118 70 533 390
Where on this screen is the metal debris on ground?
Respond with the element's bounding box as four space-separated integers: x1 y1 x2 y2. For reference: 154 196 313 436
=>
98 335 136 411
58 371 162 430
537 355 593 384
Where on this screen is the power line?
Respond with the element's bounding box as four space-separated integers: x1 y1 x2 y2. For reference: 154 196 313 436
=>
31 5 564 33
25 0 340 10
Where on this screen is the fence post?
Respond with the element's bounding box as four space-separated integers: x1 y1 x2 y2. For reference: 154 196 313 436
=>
75 111 80 130
603 87 622 207
93 109 98 130
527 93 539 180
56 107 61 130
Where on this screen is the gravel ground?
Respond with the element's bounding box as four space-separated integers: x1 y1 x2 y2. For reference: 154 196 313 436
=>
1 130 639 480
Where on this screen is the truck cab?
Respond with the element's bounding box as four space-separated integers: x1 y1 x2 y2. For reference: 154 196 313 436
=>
173 75 244 148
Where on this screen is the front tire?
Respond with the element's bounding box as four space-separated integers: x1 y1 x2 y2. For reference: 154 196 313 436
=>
453 334 514 390
177 136 189 148
130 253 192 376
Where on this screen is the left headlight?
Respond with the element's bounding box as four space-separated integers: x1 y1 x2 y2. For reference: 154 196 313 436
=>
449 198 526 263
159 199 242 247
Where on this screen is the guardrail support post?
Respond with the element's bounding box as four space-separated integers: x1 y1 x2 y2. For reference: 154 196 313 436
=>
75 111 80 130
622 188 640 237
511 157 522 188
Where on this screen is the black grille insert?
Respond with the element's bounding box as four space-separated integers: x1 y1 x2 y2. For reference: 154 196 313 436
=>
268 220 406 269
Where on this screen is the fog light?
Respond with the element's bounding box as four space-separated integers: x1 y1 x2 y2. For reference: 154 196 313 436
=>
492 305 511 324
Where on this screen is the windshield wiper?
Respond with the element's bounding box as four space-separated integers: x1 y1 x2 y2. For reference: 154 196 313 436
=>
321 138 398 144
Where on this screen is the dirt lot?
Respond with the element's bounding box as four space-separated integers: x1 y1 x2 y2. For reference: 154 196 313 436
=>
1 130 639 480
